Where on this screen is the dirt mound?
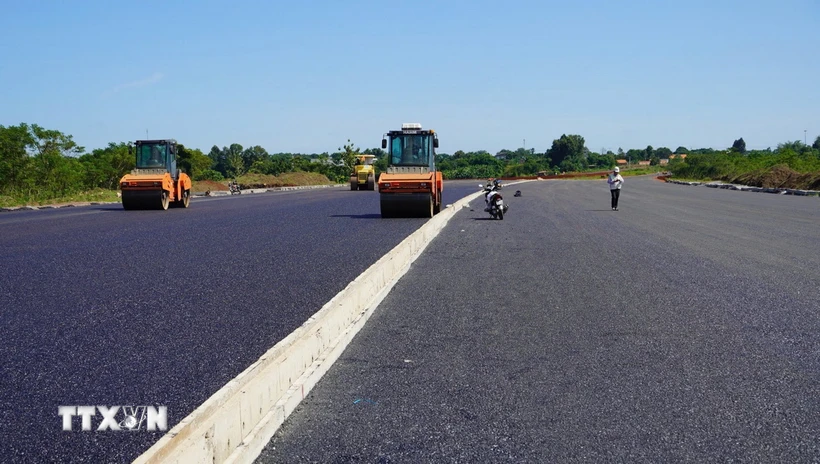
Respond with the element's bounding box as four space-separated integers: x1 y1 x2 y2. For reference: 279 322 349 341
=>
192 180 229 194
191 173 333 193
729 165 820 189
533 170 612 180
236 172 333 189
798 172 820 190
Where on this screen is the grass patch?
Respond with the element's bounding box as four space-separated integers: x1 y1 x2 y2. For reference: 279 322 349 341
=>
2 173 338 207
620 167 665 177
0 189 120 208
0 195 16 208
540 168 665 181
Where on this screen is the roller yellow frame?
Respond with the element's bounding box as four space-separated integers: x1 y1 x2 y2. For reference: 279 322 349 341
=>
350 154 376 191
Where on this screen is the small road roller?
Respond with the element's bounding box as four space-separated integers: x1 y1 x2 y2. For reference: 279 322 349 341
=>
119 139 192 210
378 123 443 218
350 154 376 191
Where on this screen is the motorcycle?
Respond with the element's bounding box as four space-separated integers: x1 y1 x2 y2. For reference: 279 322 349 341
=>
229 181 241 195
479 181 508 220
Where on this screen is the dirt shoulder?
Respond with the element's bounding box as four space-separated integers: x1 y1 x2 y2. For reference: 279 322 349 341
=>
665 165 820 190
728 165 820 190
1 172 337 211
192 172 334 194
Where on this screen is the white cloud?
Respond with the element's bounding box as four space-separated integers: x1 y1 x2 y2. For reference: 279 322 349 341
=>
110 72 164 93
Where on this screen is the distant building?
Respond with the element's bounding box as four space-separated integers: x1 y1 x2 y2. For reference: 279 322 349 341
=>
660 159 670 165
616 159 628 165
669 154 688 159
638 160 651 166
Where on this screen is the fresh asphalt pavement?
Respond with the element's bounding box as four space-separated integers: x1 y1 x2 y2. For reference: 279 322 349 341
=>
0 181 479 463
258 177 820 463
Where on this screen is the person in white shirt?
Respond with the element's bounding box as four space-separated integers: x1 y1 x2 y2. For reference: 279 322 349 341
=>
607 167 624 211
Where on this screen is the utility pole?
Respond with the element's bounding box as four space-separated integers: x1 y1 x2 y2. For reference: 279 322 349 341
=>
146 129 149 140
523 139 526 150
805 129 807 145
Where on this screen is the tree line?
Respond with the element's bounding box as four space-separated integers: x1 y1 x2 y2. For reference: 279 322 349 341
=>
667 139 820 182
2 122 819 203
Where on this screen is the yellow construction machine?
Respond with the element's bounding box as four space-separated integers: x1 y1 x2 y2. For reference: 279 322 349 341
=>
350 154 376 190
119 139 192 210
377 123 443 218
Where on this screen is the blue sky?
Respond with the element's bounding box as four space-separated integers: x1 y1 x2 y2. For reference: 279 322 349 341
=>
1 0 818 155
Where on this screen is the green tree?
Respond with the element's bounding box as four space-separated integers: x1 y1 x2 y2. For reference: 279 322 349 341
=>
732 137 746 154
176 144 212 180
196 169 224 181
0 123 85 199
225 143 245 178
495 149 513 161
655 147 673 159
290 155 312 172
208 145 229 176
242 145 268 171
674 146 688 154
79 142 133 189
587 152 615 170
644 145 654 160
558 156 584 173
813 135 820 151
0 123 34 190
337 139 360 174
362 148 386 159
776 141 806 155
625 149 643 163
26 124 84 158
546 134 586 168
512 147 532 162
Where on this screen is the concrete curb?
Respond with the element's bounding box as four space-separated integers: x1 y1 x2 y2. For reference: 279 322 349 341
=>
132 185 507 464
665 179 820 196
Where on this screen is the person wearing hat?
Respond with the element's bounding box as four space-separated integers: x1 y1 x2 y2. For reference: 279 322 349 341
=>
607 166 624 211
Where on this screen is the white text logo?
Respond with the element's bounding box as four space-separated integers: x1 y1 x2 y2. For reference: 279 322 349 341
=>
58 406 167 432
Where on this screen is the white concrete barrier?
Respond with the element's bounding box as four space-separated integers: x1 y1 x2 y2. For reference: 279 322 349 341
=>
132 186 502 464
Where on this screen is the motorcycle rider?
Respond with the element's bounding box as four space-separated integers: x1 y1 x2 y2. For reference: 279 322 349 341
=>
484 179 502 212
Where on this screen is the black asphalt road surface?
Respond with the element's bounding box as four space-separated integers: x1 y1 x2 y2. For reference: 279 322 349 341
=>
0 181 480 463
259 177 820 463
